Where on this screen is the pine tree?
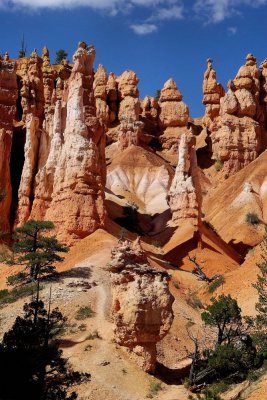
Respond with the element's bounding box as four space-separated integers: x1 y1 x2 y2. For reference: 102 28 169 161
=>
55 49 68 64
18 35 27 58
0 297 89 399
201 294 242 349
6 220 69 284
251 230 267 356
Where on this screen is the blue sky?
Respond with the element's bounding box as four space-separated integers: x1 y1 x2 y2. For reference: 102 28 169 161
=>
0 0 267 117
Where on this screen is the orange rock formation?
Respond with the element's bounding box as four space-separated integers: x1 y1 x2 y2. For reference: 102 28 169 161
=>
107 238 174 373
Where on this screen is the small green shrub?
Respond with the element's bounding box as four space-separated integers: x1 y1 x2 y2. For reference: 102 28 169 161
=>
208 381 229 395
247 369 261 382
214 159 224 172
75 306 93 320
0 282 44 305
208 275 225 294
86 330 101 340
246 212 260 225
147 379 162 398
6 272 27 286
186 290 204 309
78 323 87 332
0 289 9 301
84 344 92 352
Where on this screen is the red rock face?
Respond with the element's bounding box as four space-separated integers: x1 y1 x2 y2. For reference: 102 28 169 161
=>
0 59 18 232
107 238 174 373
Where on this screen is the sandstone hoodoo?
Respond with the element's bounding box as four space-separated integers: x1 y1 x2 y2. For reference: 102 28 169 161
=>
208 54 265 176
107 238 174 373
168 133 202 227
2 32 267 400
202 58 225 127
159 78 189 129
35 42 106 242
93 64 109 126
158 78 190 158
0 41 107 243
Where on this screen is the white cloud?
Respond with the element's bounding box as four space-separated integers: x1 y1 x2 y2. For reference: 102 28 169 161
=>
130 23 158 35
1 0 267 33
149 5 184 21
1 0 178 11
194 0 267 23
228 26 237 35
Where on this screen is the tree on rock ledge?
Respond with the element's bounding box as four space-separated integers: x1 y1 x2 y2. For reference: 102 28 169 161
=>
6 220 69 285
55 49 68 64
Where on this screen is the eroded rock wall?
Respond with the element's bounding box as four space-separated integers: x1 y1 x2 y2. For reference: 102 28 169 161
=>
0 59 17 231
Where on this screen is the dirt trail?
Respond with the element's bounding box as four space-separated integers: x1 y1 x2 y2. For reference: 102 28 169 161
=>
61 244 192 400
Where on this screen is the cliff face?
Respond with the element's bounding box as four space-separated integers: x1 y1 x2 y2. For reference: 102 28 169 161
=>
107 238 174 373
2 42 267 248
0 59 17 231
0 42 106 243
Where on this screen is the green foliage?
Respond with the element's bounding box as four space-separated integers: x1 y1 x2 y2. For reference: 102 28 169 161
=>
18 35 27 58
75 306 93 320
0 282 44 305
208 275 225 294
207 344 243 376
6 220 69 282
214 159 224 172
208 381 229 395
78 323 87 332
0 299 89 399
154 89 161 102
147 379 162 398
6 271 27 286
86 330 101 340
250 231 267 356
246 212 260 225
55 49 68 64
186 290 204 309
201 294 242 347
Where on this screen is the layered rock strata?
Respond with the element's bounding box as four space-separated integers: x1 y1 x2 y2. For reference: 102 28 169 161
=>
107 238 174 373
